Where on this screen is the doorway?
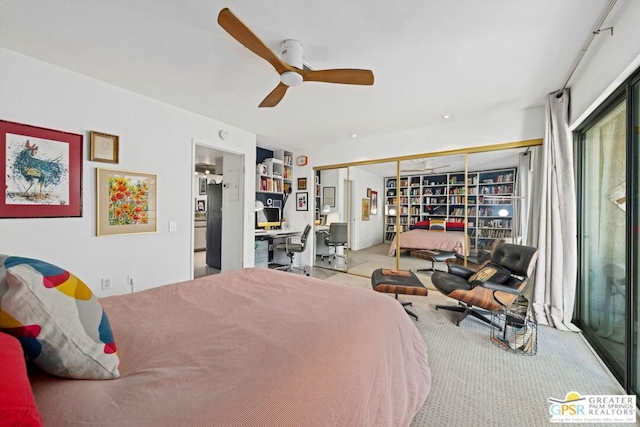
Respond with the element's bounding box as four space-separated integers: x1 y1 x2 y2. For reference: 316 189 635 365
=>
192 142 244 278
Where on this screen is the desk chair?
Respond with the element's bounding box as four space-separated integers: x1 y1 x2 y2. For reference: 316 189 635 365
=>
274 225 311 275
326 222 348 265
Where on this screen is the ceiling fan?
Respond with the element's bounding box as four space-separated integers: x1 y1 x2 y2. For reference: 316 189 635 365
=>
401 160 450 173
217 8 374 108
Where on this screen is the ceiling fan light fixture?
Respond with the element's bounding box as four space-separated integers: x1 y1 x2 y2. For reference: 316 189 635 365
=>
280 71 304 87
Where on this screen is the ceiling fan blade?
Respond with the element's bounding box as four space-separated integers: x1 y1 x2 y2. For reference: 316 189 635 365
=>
259 83 289 108
217 8 290 75
300 68 374 85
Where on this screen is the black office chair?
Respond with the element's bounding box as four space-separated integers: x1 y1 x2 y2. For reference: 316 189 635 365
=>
274 224 311 275
326 222 348 264
431 243 539 327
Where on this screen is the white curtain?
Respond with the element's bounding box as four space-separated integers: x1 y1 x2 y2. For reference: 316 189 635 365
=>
515 146 542 246
530 89 579 331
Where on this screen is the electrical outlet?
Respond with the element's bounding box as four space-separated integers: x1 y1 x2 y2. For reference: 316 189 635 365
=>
169 221 177 232
101 278 112 290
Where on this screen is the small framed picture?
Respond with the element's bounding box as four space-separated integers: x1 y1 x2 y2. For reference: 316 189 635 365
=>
296 192 308 211
90 131 119 164
370 190 378 215
199 177 207 195
196 199 206 212
362 198 370 221
367 187 372 198
323 186 336 207
298 177 307 190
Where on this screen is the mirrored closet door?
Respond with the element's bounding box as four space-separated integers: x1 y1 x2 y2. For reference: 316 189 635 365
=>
314 167 349 272
311 140 542 282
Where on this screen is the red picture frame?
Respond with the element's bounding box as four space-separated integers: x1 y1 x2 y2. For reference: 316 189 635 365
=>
1 120 83 218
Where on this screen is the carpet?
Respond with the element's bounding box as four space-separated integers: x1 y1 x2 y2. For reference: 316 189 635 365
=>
322 273 635 426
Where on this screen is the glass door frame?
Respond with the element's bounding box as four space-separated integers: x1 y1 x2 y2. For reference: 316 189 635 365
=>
312 138 542 277
573 67 640 398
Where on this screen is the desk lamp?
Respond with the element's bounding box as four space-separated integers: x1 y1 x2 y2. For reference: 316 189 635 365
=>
321 205 331 225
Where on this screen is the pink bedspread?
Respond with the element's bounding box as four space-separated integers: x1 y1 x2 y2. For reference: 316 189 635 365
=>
389 229 470 256
30 268 430 426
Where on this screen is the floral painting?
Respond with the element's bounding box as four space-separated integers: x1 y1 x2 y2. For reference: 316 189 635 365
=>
107 176 150 225
5 134 69 205
97 168 157 236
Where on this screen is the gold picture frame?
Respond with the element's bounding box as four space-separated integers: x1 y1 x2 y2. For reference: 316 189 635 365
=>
90 131 119 164
362 198 370 221
96 168 157 236
297 177 307 190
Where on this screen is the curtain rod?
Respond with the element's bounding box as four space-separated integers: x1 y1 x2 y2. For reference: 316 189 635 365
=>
556 0 617 96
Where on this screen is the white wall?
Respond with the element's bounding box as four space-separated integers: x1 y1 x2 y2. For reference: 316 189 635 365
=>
0 48 257 296
348 167 385 251
569 0 640 128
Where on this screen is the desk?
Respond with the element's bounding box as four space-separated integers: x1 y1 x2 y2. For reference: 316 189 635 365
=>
255 229 302 268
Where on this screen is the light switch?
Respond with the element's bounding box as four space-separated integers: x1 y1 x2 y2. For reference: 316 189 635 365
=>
169 221 177 232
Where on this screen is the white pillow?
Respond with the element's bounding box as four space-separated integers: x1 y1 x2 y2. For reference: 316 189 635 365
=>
0 255 120 379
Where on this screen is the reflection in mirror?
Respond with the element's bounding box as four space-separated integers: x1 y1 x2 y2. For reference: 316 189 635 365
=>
396 154 469 283
314 168 349 271
344 162 399 277
443 147 537 271
312 141 542 282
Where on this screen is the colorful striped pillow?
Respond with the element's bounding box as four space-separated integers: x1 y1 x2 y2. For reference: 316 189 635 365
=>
0 255 120 379
429 219 446 231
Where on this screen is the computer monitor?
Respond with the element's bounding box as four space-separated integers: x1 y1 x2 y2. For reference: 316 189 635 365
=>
256 207 281 230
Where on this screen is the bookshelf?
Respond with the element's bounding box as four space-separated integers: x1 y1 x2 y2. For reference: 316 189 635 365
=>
384 167 516 251
256 149 293 197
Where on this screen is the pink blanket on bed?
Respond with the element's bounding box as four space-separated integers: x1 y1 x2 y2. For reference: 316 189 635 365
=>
388 229 470 256
30 268 430 426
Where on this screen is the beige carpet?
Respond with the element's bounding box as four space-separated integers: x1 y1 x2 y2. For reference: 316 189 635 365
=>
322 273 635 427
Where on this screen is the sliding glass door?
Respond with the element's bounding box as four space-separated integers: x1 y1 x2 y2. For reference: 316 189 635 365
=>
577 100 627 375
631 76 640 398
575 67 639 398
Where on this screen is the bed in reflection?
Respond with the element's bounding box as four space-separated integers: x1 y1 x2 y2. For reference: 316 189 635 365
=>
388 228 470 256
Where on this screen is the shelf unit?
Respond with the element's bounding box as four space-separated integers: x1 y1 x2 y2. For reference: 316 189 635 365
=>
384 167 516 251
256 149 293 197
314 170 321 222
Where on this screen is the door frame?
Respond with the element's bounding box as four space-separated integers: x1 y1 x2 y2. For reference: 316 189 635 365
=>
191 139 245 277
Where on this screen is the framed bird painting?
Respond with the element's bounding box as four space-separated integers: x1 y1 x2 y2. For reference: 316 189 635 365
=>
0 120 83 218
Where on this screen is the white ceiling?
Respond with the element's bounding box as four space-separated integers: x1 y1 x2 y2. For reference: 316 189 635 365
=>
0 0 615 157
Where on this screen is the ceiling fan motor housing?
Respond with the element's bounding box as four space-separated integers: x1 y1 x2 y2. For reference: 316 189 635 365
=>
280 40 304 87
280 39 303 68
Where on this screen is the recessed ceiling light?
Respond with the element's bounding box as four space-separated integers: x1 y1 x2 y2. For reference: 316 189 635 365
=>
351 134 357 138
442 115 450 119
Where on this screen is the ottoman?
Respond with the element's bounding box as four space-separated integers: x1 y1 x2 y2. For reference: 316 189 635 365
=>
410 249 457 273
371 269 428 320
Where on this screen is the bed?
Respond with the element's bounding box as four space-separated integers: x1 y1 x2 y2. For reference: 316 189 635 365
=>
25 267 431 426
388 229 470 256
